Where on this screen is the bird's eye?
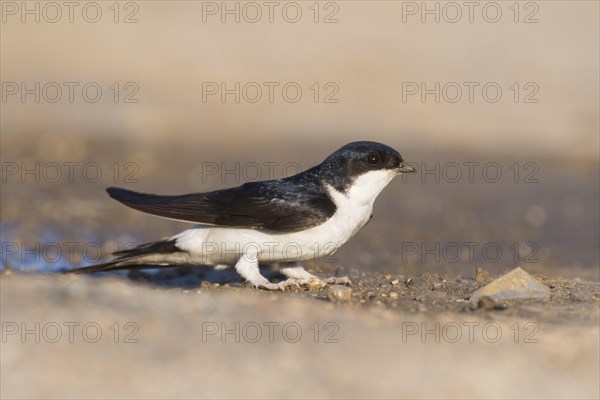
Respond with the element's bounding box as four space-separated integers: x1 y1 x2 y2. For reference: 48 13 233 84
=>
366 153 381 165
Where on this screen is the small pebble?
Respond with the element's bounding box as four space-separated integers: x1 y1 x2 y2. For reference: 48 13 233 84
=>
470 267 550 302
327 285 352 302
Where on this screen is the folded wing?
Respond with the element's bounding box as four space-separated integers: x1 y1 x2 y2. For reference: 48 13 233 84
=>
106 178 335 232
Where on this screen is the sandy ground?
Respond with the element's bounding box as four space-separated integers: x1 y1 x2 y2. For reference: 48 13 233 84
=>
1 271 599 399
1 134 599 399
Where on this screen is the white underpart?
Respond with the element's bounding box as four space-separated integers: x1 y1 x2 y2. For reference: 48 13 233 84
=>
172 169 398 266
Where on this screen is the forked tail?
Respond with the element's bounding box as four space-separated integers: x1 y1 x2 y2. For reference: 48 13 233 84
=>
67 239 184 273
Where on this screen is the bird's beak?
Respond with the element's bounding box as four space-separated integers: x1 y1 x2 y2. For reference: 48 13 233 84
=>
397 163 417 174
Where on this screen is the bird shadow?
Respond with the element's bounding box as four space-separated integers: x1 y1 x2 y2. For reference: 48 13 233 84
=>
113 264 287 289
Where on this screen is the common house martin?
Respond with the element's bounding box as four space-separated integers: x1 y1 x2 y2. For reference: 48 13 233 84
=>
70 141 416 290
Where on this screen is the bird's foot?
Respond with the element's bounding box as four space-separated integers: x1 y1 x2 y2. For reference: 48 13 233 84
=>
241 262 352 291
278 265 352 289
257 279 301 291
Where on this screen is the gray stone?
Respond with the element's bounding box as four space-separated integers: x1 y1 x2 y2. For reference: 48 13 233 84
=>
470 267 551 302
327 284 353 302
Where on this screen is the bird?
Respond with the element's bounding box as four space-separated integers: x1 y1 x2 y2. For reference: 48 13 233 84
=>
69 141 416 290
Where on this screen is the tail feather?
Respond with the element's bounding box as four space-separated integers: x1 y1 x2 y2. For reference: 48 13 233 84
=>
66 239 184 274
112 239 180 258
68 259 150 273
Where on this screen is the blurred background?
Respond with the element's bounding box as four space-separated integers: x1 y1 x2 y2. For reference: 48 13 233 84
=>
1 3 599 400
1 1 599 279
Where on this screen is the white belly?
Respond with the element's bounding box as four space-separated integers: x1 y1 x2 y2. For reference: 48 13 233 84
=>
172 169 396 265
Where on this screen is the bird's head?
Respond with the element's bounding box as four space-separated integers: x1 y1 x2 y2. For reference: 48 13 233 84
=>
319 141 415 187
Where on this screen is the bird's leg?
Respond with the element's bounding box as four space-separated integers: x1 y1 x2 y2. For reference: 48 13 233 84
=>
279 263 351 289
234 251 299 291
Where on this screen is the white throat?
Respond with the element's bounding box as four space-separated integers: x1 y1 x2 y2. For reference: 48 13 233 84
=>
326 169 398 207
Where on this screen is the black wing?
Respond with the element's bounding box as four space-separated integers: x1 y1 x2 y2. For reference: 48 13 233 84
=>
106 172 335 232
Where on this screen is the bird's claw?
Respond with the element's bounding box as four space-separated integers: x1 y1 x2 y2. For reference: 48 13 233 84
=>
259 279 301 291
